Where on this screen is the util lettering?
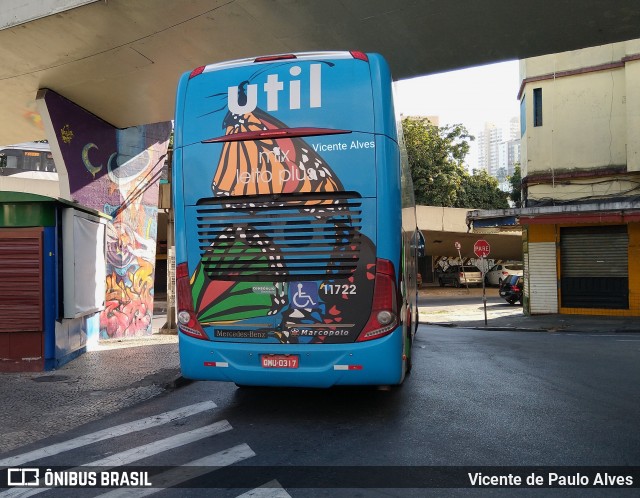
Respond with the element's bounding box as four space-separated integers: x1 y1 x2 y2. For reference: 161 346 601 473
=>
228 64 322 114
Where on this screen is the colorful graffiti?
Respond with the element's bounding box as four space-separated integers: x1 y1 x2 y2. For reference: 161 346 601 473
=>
100 221 155 338
39 90 171 338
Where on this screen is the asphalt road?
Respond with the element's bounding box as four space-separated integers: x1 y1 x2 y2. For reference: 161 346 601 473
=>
3 325 639 496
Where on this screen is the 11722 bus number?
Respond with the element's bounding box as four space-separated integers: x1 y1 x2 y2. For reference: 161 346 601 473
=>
321 284 356 295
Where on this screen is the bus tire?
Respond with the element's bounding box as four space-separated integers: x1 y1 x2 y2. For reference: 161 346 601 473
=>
405 311 413 375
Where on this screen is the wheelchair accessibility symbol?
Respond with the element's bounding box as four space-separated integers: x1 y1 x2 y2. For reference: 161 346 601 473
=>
290 282 320 309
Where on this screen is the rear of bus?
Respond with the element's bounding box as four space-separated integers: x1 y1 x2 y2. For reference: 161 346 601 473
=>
173 51 414 387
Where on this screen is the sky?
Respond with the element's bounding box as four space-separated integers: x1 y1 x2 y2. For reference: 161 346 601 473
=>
394 60 521 169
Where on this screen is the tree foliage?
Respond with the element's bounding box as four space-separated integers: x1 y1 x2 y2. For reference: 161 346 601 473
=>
402 118 509 209
508 164 522 208
458 169 510 209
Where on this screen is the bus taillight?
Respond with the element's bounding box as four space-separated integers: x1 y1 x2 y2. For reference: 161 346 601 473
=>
350 51 369 62
175 262 208 340
189 66 206 79
357 259 398 342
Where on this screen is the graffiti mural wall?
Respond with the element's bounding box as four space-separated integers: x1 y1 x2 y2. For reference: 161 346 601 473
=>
37 90 171 338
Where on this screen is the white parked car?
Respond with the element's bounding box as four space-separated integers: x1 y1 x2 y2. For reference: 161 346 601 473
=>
438 265 483 287
485 263 524 286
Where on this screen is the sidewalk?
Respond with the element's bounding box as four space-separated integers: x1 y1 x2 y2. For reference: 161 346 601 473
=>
418 286 640 334
0 300 180 455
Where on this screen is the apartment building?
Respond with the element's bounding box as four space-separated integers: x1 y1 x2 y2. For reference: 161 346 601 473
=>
478 118 521 188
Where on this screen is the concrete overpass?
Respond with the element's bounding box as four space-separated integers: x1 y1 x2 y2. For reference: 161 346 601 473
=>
416 206 522 283
418 206 521 260
2 0 640 144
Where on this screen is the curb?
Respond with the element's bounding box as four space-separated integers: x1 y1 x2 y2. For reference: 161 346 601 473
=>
422 321 547 333
422 321 640 334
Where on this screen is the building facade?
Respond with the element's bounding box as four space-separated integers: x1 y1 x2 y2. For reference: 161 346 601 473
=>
517 39 640 316
497 138 521 190
478 119 521 190
477 122 502 176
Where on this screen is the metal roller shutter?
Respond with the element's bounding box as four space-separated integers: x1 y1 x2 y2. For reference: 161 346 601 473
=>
560 225 628 309
529 242 558 314
0 228 43 333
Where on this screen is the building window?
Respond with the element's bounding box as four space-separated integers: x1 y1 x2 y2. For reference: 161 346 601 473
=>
520 97 526 136
533 88 543 127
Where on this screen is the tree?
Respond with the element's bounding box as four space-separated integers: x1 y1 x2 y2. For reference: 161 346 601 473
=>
458 169 509 209
402 118 469 206
508 164 522 208
402 117 508 209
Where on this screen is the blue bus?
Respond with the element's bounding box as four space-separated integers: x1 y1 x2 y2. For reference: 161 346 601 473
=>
173 51 422 387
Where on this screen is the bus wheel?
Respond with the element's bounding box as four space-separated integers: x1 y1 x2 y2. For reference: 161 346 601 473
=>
405 310 413 374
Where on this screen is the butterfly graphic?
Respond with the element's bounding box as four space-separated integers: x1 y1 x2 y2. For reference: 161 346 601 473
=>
192 225 288 323
209 104 343 200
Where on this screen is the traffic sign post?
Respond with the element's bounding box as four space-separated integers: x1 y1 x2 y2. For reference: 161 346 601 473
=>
474 239 491 326
454 241 468 292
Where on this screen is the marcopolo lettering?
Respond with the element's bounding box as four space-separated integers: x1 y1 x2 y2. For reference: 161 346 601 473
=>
289 328 350 337
228 64 322 114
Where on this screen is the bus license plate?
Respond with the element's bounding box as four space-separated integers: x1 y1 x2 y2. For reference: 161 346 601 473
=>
261 355 299 369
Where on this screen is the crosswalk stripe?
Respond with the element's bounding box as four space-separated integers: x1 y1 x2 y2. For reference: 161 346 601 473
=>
236 480 292 498
0 401 217 469
0 420 232 498
95 443 257 497
85 420 232 467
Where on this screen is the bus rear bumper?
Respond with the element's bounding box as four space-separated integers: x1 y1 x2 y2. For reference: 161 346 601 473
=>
178 329 405 388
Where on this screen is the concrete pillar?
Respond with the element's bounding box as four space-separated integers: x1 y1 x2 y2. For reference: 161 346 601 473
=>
37 89 171 338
